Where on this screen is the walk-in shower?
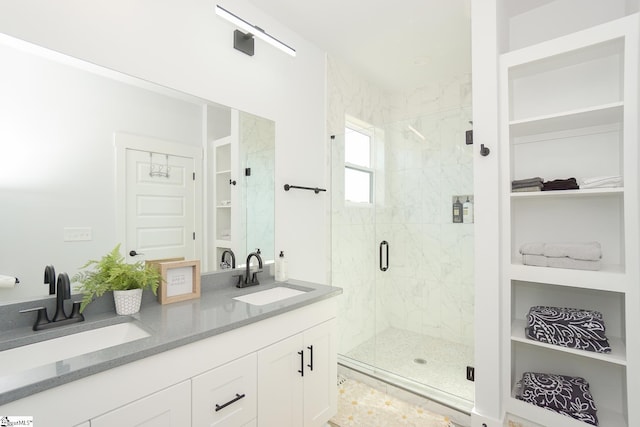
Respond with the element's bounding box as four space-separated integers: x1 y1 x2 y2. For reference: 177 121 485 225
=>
331 107 475 412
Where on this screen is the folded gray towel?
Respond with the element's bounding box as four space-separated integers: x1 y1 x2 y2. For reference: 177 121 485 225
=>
512 177 543 187
543 242 602 261
512 185 543 192
522 254 601 271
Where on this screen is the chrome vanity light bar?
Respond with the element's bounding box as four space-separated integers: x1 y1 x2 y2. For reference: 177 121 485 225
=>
215 5 296 57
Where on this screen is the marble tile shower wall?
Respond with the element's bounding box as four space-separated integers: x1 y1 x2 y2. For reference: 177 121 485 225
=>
328 56 474 355
241 113 275 261
374 108 474 346
329 57 390 355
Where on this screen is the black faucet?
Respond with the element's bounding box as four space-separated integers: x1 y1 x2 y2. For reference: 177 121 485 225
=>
44 264 56 295
236 250 263 288
220 249 236 269
20 270 84 331
52 273 71 322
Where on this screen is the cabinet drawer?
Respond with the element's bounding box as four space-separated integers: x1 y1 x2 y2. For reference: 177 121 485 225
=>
192 353 257 426
91 381 191 427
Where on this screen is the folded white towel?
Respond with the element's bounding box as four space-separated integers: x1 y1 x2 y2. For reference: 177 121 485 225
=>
581 175 622 185
547 257 601 271
580 176 622 189
522 254 602 271
519 242 545 256
522 254 547 267
543 242 602 261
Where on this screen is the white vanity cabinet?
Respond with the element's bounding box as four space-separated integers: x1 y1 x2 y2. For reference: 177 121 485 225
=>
257 318 337 427
0 297 338 427
192 353 257 426
91 381 191 427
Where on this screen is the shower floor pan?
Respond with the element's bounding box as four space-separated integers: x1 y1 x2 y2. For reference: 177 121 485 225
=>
342 327 474 411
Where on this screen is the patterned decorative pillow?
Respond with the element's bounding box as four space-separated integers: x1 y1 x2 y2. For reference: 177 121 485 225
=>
515 372 599 426
526 306 611 353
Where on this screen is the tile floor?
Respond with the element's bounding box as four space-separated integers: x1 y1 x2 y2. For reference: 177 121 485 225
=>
329 378 455 427
344 327 475 403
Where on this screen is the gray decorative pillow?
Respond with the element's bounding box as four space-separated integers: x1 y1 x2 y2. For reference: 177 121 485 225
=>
515 372 598 426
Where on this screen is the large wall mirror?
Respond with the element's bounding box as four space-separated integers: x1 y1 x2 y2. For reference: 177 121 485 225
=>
0 34 275 304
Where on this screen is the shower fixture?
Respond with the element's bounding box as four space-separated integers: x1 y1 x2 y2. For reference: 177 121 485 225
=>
215 5 296 57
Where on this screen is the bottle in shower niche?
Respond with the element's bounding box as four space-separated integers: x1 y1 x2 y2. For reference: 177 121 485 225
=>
275 251 288 282
452 197 463 223
463 196 474 224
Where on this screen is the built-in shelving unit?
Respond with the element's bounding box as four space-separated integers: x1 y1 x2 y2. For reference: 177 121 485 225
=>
498 12 639 427
205 107 239 270
215 139 233 247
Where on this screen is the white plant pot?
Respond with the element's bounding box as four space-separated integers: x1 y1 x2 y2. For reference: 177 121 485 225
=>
113 288 143 315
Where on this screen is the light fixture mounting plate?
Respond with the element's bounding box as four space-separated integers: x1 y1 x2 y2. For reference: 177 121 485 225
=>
234 29 255 56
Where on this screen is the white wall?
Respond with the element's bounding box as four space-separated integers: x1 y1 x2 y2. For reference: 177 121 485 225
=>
0 0 328 283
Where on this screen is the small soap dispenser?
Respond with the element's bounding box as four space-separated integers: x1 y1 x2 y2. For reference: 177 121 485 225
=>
463 196 474 224
275 251 288 282
452 197 463 223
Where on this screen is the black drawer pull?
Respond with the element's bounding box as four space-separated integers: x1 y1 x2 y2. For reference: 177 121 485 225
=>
307 345 314 371
298 350 304 376
215 393 246 412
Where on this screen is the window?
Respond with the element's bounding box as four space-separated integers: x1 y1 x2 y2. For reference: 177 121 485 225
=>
344 119 374 204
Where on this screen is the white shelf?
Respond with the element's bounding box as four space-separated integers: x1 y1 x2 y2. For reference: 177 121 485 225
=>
214 139 231 148
511 320 626 365
216 205 231 209
216 169 231 175
509 102 623 138
215 239 231 247
506 397 627 427
501 16 630 69
511 187 623 199
508 262 627 292
488 7 639 427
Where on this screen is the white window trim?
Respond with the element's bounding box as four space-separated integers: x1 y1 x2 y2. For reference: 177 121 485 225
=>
345 116 375 206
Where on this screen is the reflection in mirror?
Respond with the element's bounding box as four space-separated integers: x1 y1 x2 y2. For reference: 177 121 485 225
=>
206 109 275 267
0 34 275 304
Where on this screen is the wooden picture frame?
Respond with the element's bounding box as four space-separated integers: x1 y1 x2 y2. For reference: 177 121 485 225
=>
155 259 201 304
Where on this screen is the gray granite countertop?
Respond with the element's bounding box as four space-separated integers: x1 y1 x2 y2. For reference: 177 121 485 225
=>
0 272 341 406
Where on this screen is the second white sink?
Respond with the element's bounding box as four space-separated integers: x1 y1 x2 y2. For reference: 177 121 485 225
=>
0 322 150 377
233 286 307 306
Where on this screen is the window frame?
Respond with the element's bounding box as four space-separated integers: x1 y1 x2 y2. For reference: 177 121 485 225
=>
344 117 375 206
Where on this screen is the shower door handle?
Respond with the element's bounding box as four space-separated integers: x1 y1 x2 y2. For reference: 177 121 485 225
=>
379 240 389 272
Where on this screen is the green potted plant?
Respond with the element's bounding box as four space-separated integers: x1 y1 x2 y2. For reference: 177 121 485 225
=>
72 244 161 315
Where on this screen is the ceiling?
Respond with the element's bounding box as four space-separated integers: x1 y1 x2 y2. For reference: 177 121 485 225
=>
245 0 472 93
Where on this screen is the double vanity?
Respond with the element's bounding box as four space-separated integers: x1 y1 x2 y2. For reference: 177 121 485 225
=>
0 271 342 427
0 30 337 427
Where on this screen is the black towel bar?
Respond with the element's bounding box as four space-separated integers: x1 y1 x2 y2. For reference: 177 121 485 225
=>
284 184 327 194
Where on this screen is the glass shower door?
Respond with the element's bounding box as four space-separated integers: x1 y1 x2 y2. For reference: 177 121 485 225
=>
331 108 475 411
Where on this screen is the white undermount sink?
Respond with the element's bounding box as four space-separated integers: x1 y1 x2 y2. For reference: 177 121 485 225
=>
233 286 308 306
0 322 150 377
